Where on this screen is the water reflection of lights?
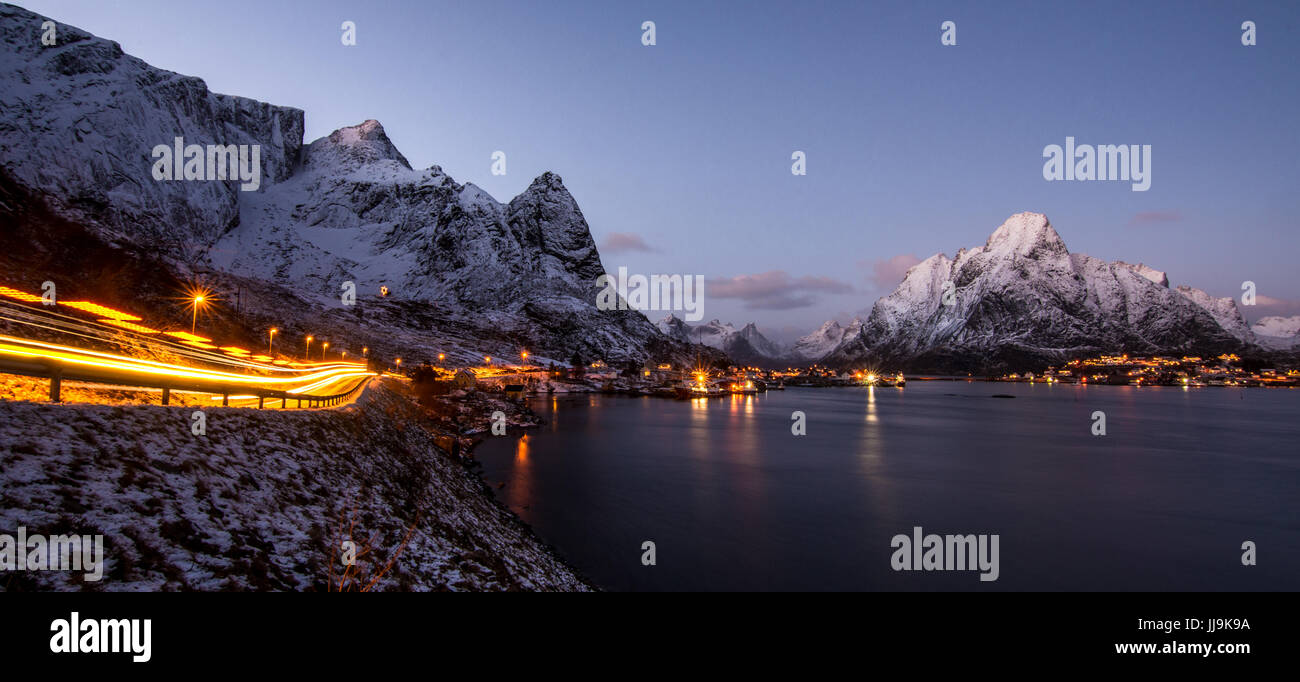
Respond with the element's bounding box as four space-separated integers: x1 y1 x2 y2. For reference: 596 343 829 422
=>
690 396 709 424
516 433 530 462
866 385 878 423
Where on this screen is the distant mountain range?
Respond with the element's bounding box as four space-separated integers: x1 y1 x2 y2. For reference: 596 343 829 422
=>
656 316 788 365
664 212 1299 372
810 212 1297 372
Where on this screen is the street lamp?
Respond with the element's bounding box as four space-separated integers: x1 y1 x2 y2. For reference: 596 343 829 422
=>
484 356 492 365
268 328 277 355
521 350 529 363
394 357 402 373
189 294 207 334
322 341 330 360
438 353 445 363
305 335 314 361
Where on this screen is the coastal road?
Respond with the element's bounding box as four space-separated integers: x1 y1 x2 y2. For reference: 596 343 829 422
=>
0 294 375 408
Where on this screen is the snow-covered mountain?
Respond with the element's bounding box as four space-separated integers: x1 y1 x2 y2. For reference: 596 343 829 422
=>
1251 315 1300 350
790 320 855 361
1252 315 1300 338
0 5 303 257
0 4 684 365
817 212 1248 372
657 315 784 362
1173 285 1254 343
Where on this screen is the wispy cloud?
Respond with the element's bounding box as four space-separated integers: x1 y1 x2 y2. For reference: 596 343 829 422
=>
599 232 657 254
1250 295 1300 321
1129 210 1183 225
858 253 922 291
706 271 853 310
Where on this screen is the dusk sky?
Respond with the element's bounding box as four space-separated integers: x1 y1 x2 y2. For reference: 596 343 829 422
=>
21 0 1300 341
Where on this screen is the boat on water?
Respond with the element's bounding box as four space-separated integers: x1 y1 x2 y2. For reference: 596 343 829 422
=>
726 379 759 395
676 379 723 398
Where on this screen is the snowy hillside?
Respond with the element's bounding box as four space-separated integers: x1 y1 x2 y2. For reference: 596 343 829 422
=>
0 4 303 256
0 4 679 366
0 378 589 591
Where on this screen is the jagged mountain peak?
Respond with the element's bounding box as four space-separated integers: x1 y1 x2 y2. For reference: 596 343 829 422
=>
306 119 411 170
810 212 1248 372
984 211 1068 257
525 170 568 193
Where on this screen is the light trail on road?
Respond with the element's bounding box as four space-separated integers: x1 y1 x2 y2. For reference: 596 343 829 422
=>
0 291 376 404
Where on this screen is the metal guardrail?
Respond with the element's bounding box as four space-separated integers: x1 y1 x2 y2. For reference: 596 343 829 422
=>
0 355 369 409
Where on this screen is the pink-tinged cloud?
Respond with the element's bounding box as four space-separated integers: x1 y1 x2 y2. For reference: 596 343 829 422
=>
599 232 657 254
1130 210 1183 225
1250 295 1300 320
705 270 854 310
858 254 922 291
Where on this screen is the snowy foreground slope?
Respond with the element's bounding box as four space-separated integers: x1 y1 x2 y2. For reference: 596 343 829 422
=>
0 379 590 591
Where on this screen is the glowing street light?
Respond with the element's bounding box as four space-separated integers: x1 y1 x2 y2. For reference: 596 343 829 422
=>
268 328 277 355
438 353 445 363
322 341 330 360
521 350 529 363
305 335 314 360
484 356 492 365
188 293 209 334
394 357 402 372
341 350 347 361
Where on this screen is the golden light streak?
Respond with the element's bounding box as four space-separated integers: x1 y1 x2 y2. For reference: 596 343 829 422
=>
181 340 219 350
0 335 374 390
164 331 212 343
98 319 160 333
60 301 142 321
220 347 251 355
0 286 43 303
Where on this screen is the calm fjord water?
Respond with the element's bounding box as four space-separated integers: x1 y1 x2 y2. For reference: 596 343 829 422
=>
474 383 1299 591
